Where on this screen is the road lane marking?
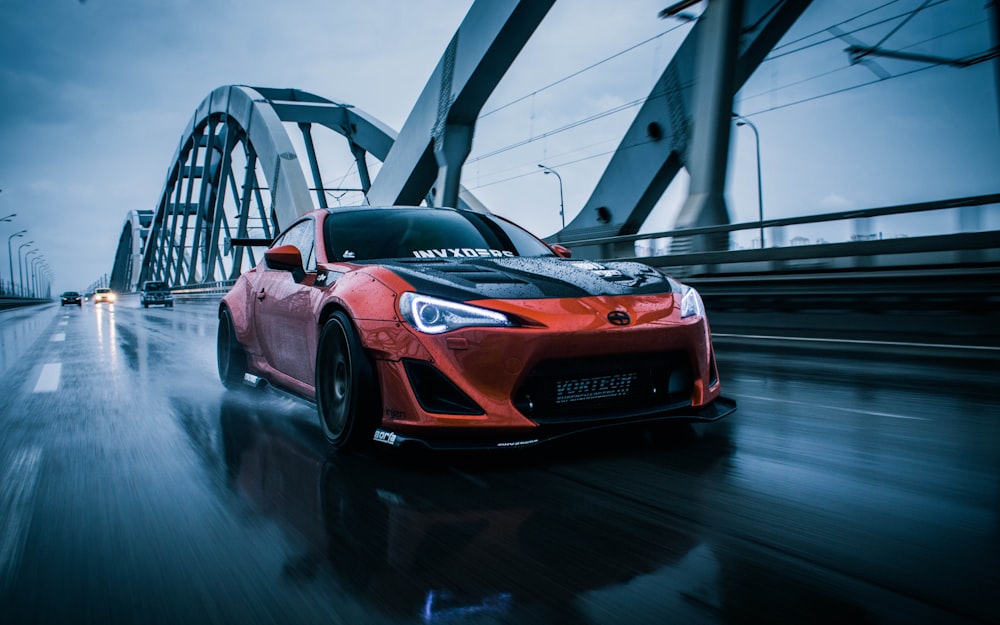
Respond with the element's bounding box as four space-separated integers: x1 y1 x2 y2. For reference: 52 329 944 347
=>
50 333 66 342
729 393 931 421
0 447 43 584
58 321 68 326
713 333 1000 353
33 363 61 393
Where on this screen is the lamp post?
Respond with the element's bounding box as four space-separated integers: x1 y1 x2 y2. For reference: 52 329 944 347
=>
733 113 764 249
7 229 25 295
18 243 35 297
22 249 38 297
30 256 44 298
39 264 52 299
537 164 565 231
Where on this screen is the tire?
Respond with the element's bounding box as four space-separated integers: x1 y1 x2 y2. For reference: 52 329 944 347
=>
217 308 248 389
315 311 379 451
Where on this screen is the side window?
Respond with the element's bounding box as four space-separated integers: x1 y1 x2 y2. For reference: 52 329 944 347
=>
270 219 316 272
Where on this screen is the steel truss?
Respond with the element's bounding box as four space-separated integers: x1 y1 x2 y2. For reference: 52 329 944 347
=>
135 86 402 290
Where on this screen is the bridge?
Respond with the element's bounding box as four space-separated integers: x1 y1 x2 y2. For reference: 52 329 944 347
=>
1 1 998 623
91 0 998 349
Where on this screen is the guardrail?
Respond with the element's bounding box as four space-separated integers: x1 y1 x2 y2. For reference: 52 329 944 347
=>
0 297 50 311
562 193 1000 277
169 280 236 301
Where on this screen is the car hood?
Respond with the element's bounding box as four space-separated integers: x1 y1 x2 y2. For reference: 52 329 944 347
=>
373 257 674 301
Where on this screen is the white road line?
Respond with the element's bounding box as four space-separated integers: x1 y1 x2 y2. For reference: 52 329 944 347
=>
33 363 61 393
0 447 43 584
730 393 931 421
58 321 68 326
50 333 66 342
713 333 1000 353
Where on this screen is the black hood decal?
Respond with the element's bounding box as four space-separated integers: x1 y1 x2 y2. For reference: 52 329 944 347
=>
375 257 673 301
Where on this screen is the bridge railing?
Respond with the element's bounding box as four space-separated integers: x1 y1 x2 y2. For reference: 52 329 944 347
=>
169 280 236 301
560 193 1000 277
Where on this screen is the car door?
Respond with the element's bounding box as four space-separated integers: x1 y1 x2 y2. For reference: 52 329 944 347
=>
253 218 321 387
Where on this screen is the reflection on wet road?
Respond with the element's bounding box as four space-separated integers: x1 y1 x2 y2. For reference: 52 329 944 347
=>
0 299 996 624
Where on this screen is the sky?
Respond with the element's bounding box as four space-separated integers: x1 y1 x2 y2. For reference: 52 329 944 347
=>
0 0 997 294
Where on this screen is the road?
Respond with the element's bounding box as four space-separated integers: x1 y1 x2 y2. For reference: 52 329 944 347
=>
0 299 996 624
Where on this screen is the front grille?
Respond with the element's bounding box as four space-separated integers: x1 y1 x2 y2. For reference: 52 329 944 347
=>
513 352 693 423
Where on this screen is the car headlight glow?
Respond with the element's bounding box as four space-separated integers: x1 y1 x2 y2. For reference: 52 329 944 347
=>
399 293 514 334
680 285 704 319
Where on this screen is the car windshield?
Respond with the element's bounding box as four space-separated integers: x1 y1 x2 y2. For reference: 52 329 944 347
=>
144 282 167 291
323 208 554 262
96 289 111 294
63 291 79 296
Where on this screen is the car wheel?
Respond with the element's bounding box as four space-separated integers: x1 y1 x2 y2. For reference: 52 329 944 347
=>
217 308 248 389
315 311 378 451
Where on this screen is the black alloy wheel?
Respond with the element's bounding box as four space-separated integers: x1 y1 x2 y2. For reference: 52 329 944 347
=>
315 311 378 451
217 308 248 389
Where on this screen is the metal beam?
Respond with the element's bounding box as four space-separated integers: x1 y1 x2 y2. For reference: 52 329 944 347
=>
560 0 813 255
365 0 555 208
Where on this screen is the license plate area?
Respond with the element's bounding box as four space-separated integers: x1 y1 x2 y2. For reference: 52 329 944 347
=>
513 352 693 423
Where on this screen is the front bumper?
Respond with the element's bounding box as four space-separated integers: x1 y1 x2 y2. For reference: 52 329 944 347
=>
371 396 736 451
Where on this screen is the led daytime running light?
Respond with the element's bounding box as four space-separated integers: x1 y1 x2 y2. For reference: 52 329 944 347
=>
400 293 514 334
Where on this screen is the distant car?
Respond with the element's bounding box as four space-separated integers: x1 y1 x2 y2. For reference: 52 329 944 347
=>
140 281 174 308
217 205 735 452
92 288 116 304
60 291 82 306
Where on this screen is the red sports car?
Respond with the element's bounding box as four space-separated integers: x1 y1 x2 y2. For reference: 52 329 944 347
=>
217 206 734 451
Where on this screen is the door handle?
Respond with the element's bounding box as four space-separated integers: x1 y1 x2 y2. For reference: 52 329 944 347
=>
256 288 266 301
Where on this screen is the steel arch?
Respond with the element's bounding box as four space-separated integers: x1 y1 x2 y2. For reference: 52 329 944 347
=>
137 85 491 289
109 209 152 292
138 86 402 288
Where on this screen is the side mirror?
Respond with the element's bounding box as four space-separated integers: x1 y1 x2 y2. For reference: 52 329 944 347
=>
551 244 572 258
264 244 306 282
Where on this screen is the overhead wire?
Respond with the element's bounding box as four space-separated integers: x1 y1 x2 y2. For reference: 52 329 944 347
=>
469 0 985 181
765 0 952 61
479 20 692 119
739 15 989 105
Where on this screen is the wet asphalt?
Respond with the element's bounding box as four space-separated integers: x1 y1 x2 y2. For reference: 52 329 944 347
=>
0 298 996 625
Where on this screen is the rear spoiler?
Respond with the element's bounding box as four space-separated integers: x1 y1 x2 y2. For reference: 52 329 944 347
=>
229 238 273 247
225 237 273 254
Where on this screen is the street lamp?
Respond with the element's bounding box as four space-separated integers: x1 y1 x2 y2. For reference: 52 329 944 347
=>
22 249 38 297
18 243 35 297
6 229 25 295
30 256 44 298
537 164 566 231
39 264 52 299
733 113 764 249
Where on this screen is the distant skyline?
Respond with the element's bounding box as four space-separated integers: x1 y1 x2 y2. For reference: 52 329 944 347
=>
1 0 997 293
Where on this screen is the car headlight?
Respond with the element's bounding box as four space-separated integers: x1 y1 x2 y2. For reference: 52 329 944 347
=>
680 285 704 319
399 293 514 334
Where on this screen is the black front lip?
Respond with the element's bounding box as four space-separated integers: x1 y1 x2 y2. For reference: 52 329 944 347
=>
373 396 736 452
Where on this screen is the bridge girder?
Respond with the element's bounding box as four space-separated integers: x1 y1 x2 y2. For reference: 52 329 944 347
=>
559 0 813 257
135 86 409 289
118 0 822 288
365 0 555 209
109 209 152 292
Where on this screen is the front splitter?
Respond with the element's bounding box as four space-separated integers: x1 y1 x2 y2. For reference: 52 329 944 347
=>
372 396 737 452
